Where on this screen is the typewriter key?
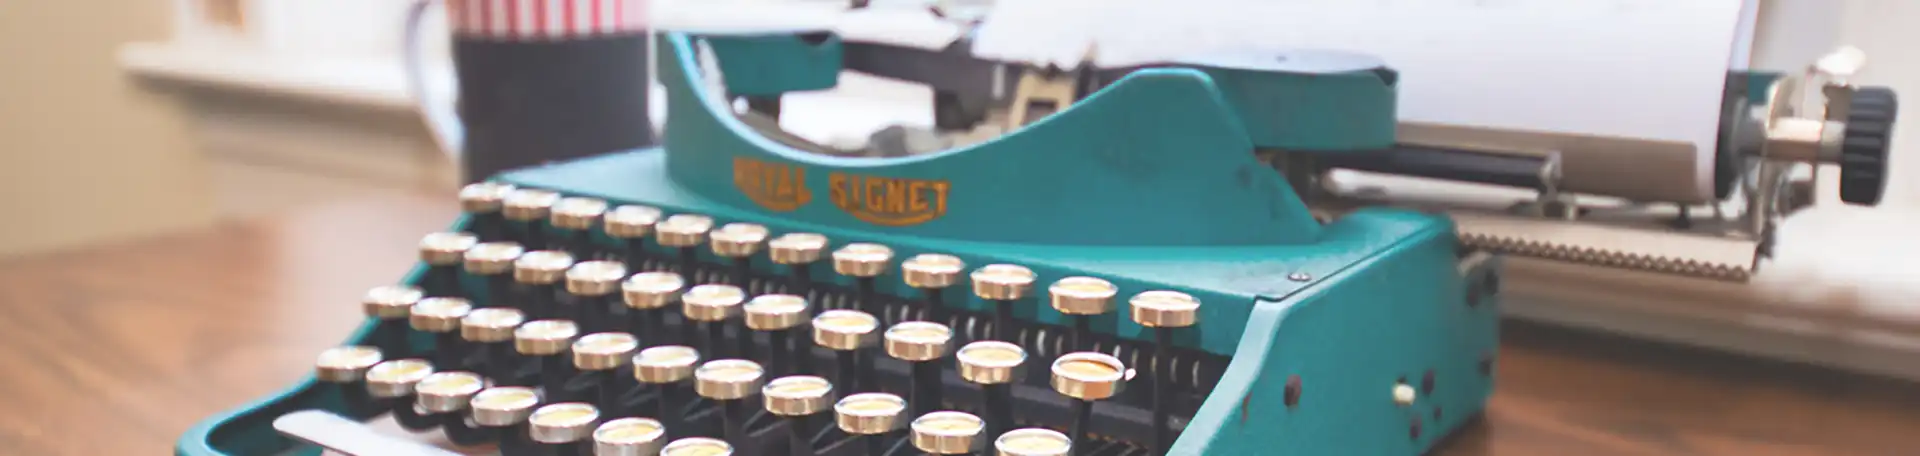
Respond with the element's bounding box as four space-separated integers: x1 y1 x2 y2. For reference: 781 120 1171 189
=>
655 214 714 281
418 232 479 298
362 285 423 356
551 196 609 257
812 310 880 393
911 411 985 455
515 250 576 320
516 320 581 391
459 182 516 241
574 333 641 415
660 437 732 456
969 264 1035 342
566 261 629 333
464 242 526 309
831 243 893 315
366 359 438 430
470 386 542 450
502 188 561 249
695 359 767 445
623 272 686 347
683 284 746 359
710 223 768 291
415 371 488 441
1129 290 1200 456
315 346 384 416
902 254 965 322
462 307 526 380
595 417 668 456
744 294 810 376
884 321 953 418
1048 277 1117 352
605 205 664 273
633 345 700 439
956 341 1026 442
412 297 474 369
763 375 834 456
530 402 601 455
1049 352 1131 455
993 428 1071 456
768 233 828 302
834 393 906 456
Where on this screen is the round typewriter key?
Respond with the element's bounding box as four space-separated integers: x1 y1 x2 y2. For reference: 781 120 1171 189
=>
957 341 1026 440
419 232 479 298
462 308 526 380
516 319 580 391
764 376 834 456
551 196 608 257
515 250 576 319
911 411 985 455
1050 352 1131 453
623 272 685 347
1049 277 1117 352
1129 290 1200 455
745 294 811 376
710 223 768 290
886 321 953 418
366 359 435 399
566 261 628 333
362 285 423 355
994 428 1072 456
471 386 541 426
661 437 732 456
416 371 487 413
463 241 525 309
605 205 664 273
835 393 906 456
412 297 474 369
683 284 746 359
633 345 700 438
970 264 1035 342
903 253 965 322
695 359 766 446
813 310 880 393
655 214 714 280
460 182 516 241
316 346 385 383
769 232 828 300
574 333 641 416
502 188 561 249
595 417 668 456
530 402 601 453
832 243 893 315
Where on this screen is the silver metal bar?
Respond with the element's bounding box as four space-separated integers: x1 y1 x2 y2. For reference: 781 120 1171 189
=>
273 410 465 456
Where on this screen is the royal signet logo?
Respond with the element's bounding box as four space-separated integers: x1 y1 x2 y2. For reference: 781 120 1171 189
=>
828 172 951 226
733 157 811 212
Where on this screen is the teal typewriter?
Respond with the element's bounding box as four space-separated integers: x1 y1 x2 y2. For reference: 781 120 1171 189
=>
178 17 1895 455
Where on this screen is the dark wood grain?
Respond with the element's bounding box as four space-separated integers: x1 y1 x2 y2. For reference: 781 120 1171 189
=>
0 194 1916 455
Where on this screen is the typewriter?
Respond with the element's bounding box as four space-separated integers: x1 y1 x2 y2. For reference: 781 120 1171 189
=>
175 31 1504 456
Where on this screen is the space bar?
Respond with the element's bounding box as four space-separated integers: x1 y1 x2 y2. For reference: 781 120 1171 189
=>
273 410 464 456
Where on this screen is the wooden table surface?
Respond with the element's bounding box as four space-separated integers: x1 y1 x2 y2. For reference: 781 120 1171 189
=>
1 195 1916 456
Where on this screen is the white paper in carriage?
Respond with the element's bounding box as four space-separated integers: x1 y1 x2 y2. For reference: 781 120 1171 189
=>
972 0 1756 200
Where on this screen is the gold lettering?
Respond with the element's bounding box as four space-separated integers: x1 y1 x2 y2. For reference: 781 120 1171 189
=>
907 181 928 213
732 157 811 212
825 171 951 227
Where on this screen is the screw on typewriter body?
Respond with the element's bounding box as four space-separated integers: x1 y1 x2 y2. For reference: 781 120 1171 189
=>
684 284 747 359
365 359 437 431
414 371 488 444
832 243 893 315
634 345 700 439
515 250 576 320
956 341 1025 444
462 307 526 380
768 233 828 303
661 437 733 456
655 214 715 281
1050 353 1131 455
551 196 609 258
695 359 767 446
596 417 669 456
835 392 907 456
464 242 526 310
813 310 881 393
993 428 1072 456
606 205 665 273
625 272 686 348
574 333 641 416
912 411 986 456
903 254 965 322
711 223 769 291
362 285 423 357
470 386 542 452
1049 277 1117 353
418 232 479 299
460 182 516 241
565 261 628 333
763 375 834 456
1130 290 1200 456
745 294 810 376
970 265 1035 343
885 321 953 419
412 297 474 369
516 319 581 391
502 188 561 249
314 346 384 417
529 402 601 456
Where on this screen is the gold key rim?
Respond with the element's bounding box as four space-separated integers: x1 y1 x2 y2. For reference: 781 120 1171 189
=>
768 232 829 264
1048 276 1117 315
565 260 628 296
744 294 809 330
994 428 1073 456
604 204 665 238
633 345 701 383
549 196 609 230
501 188 562 221
459 182 516 213
361 285 423 319
514 320 580 355
970 264 1036 300
514 250 576 285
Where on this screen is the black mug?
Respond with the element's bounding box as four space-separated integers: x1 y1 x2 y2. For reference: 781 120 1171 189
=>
406 0 657 183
